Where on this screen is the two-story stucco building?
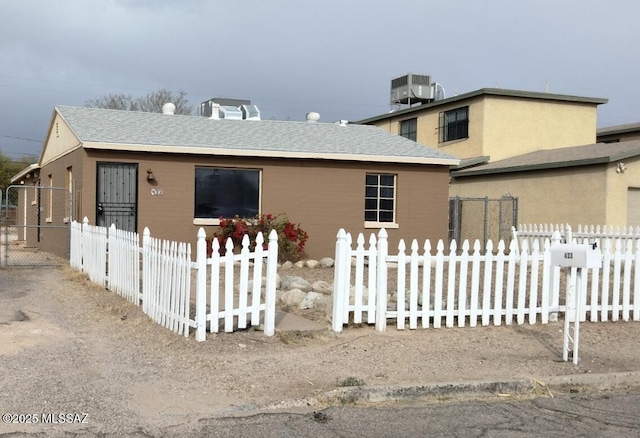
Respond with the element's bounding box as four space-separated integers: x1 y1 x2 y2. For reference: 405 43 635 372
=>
357 87 640 231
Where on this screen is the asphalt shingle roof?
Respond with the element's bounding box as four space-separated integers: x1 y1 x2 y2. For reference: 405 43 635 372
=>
451 140 640 177
55 106 458 165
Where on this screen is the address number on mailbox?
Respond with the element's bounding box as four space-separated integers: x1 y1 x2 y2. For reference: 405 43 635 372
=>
550 243 601 269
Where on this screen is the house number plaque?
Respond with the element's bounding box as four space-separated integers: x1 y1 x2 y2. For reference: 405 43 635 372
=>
151 188 164 196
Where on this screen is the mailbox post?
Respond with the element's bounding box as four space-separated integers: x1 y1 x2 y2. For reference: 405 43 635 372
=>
549 242 602 365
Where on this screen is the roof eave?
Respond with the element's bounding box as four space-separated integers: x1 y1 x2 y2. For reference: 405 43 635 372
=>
451 157 611 177
10 163 40 183
82 142 460 166
356 88 608 124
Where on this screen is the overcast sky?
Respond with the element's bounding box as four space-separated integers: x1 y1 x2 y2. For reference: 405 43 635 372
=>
1 0 639 159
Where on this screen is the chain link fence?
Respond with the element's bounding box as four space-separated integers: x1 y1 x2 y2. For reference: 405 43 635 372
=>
448 195 518 252
1 185 71 268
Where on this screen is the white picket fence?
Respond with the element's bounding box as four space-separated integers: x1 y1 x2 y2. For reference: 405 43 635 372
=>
69 218 278 341
332 227 640 333
515 223 640 255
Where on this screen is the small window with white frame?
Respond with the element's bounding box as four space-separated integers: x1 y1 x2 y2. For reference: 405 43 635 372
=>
364 173 398 228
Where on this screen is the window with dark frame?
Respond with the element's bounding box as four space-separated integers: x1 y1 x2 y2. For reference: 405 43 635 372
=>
439 106 469 143
399 118 417 141
365 173 396 223
194 167 260 219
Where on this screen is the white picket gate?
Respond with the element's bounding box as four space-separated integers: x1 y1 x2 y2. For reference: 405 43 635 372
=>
69 218 278 341
332 228 640 333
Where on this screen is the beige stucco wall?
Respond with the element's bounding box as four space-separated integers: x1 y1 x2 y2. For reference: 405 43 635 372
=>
370 94 599 162
481 96 598 161
604 158 640 226
450 166 609 226
372 96 485 157
40 113 82 166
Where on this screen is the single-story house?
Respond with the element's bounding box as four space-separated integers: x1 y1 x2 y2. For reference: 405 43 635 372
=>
12 105 459 260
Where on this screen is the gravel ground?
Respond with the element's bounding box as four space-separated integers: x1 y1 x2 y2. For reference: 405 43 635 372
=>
2 261 640 436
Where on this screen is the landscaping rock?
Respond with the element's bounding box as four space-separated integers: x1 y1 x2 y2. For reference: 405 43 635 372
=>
280 275 312 292
294 261 306 268
312 280 332 294
318 257 334 268
305 259 319 269
278 288 307 307
280 261 294 269
300 291 325 310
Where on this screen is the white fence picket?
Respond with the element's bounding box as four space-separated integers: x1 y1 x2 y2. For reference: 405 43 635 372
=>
421 239 432 329
469 241 481 328
354 233 366 324
445 240 457 328
457 240 469 328
409 240 419 330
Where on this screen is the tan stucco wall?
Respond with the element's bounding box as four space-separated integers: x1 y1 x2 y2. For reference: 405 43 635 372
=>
370 95 598 162
450 166 609 226
481 96 598 161
40 113 82 166
372 97 485 157
65 150 452 260
604 158 640 226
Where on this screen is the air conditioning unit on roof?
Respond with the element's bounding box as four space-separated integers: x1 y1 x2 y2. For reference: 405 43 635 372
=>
390 73 434 105
241 104 261 120
219 106 243 120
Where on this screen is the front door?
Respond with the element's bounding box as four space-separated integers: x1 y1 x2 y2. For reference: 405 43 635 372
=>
96 163 138 232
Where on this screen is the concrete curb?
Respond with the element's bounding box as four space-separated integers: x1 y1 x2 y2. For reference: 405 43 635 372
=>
260 371 640 411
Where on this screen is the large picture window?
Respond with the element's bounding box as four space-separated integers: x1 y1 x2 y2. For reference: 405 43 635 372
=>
365 173 396 225
195 167 260 221
439 106 469 143
399 118 417 141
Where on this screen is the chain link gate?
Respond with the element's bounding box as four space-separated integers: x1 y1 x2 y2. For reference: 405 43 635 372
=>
1 184 72 268
448 195 518 252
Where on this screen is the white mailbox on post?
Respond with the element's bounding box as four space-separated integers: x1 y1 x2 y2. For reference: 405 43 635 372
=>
550 243 601 269
550 242 602 365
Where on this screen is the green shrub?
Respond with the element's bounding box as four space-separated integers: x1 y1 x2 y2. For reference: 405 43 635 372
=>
338 376 365 387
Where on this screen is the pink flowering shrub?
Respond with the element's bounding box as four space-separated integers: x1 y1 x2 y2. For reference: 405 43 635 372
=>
207 213 309 262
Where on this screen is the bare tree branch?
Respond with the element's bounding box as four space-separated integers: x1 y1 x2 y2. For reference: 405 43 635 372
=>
86 89 192 115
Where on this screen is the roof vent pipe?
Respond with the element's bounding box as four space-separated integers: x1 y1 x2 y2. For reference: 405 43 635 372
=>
162 102 176 115
306 112 320 123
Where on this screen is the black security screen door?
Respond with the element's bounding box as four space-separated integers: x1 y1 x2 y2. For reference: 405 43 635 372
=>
96 162 138 232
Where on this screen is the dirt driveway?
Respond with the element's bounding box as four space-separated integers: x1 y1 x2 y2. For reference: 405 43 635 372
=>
2 263 640 436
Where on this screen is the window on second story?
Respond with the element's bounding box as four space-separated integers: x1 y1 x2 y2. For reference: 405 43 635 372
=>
439 106 469 143
399 118 417 141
